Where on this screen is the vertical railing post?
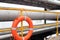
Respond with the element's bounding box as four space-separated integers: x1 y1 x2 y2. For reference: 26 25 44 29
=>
44 8 47 24
56 13 59 37
20 8 24 37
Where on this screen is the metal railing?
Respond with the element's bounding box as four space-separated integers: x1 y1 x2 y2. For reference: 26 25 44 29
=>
0 7 60 39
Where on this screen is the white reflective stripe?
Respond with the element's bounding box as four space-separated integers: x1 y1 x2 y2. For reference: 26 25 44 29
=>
24 16 26 20
22 37 24 40
12 27 16 30
29 28 33 30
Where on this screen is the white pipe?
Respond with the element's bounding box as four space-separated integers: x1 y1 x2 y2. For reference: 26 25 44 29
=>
0 2 45 21
0 10 59 21
47 0 60 5
40 0 60 5
0 2 60 21
0 2 44 10
0 26 56 39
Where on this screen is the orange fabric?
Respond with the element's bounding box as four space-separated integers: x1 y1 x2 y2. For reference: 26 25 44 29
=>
11 16 33 40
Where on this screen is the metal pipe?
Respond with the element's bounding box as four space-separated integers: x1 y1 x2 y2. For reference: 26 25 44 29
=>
0 10 60 21
0 23 60 39
47 0 60 5
39 0 60 5
0 26 57 39
0 2 60 21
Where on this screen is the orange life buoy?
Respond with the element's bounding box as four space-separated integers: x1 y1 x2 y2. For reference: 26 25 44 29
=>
11 16 33 40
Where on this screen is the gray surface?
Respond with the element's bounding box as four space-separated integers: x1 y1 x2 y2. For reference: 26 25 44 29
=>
0 2 59 21
0 10 59 21
39 0 60 5
0 25 58 39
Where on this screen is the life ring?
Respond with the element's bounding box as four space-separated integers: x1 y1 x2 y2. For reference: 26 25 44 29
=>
11 16 33 40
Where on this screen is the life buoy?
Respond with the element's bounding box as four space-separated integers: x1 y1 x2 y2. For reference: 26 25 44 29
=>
11 16 33 40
